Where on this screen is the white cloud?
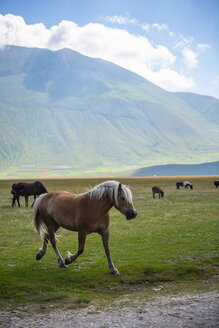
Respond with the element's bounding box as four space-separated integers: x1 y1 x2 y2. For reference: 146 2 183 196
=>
0 13 196 92
152 23 168 31
102 14 176 38
102 13 138 25
175 36 210 71
168 31 174 38
149 68 196 91
181 48 198 69
175 36 194 49
196 43 211 52
142 23 150 32
0 14 50 48
142 22 174 37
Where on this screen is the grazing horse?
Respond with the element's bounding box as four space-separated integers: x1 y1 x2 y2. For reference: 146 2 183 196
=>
33 180 137 275
176 181 193 190
214 180 219 188
11 181 48 207
152 186 164 199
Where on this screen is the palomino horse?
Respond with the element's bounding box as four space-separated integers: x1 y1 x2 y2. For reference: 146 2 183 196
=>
152 186 164 199
33 180 137 275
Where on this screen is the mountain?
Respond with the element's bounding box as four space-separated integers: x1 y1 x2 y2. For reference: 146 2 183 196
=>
132 161 219 177
174 92 219 124
0 45 219 170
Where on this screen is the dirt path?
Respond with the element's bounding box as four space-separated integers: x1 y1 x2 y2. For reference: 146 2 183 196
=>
0 292 218 328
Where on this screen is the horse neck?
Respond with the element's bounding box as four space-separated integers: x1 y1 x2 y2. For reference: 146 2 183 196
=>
88 194 114 217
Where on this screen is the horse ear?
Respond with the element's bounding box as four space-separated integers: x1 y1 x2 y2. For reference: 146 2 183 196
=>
118 182 122 193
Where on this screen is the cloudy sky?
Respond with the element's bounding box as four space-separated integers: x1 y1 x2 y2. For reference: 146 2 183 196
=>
0 0 219 99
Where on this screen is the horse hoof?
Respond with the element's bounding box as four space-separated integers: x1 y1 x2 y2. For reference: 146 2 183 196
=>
36 254 41 261
65 254 74 265
36 250 45 261
111 269 120 275
65 258 70 265
60 263 68 268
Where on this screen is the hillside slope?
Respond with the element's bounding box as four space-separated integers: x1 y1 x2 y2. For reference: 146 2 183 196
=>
174 92 219 124
132 161 219 176
0 45 218 169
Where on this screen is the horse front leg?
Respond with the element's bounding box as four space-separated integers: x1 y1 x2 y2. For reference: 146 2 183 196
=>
16 196 21 207
65 230 87 265
31 195 36 207
100 228 119 275
25 196 28 207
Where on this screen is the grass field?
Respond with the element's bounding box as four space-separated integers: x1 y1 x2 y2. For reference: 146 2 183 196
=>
0 177 218 310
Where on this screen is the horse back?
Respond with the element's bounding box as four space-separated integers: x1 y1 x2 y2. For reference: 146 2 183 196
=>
152 186 162 192
11 181 47 196
12 182 31 196
39 191 110 232
12 182 27 190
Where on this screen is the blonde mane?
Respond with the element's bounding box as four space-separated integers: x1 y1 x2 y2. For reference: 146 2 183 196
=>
86 180 132 206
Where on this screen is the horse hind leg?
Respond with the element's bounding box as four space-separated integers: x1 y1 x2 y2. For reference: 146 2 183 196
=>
65 231 87 265
41 218 67 268
35 211 50 261
35 215 66 268
36 234 49 260
49 232 67 268
12 195 16 207
46 220 67 268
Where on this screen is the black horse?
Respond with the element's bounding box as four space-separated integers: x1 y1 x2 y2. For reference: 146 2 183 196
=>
176 181 193 189
214 180 219 188
152 186 164 199
11 181 48 207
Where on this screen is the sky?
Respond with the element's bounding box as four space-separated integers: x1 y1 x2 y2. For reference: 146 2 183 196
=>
0 0 219 99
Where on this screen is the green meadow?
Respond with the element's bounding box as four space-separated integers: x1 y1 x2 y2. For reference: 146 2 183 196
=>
0 177 218 310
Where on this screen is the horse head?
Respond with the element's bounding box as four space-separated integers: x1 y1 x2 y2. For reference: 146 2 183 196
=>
114 183 137 220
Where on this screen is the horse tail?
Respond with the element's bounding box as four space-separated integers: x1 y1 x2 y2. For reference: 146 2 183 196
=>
33 193 48 240
12 182 24 190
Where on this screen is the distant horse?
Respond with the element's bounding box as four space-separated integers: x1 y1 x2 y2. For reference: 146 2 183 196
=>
176 181 193 190
152 186 164 199
214 180 219 188
11 181 48 207
33 180 137 275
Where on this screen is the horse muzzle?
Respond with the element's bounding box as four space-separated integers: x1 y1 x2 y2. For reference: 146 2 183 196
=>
125 208 137 220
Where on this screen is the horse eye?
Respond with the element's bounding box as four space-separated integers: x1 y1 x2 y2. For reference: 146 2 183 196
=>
120 196 125 201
